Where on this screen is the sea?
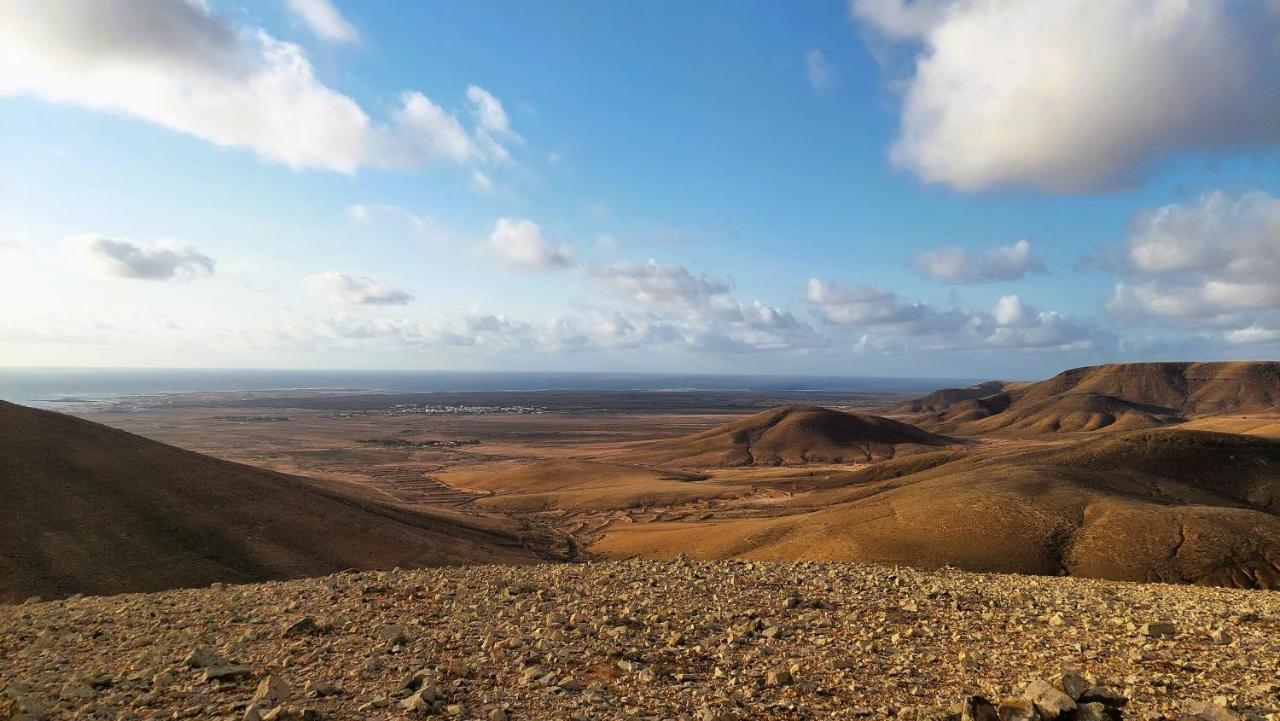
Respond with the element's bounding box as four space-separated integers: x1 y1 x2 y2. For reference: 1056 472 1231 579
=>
0 367 978 406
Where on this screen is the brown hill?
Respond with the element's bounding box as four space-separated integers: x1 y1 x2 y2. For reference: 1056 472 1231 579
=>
889 380 1012 413
0 401 536 602
899 361 1280 435
593 428 1280 589
619 404 953 467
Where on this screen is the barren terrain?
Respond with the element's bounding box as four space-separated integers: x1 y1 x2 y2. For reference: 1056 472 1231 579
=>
4 560 1279 721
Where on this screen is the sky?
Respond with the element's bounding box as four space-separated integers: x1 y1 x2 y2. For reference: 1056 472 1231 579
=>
0 0 1278 379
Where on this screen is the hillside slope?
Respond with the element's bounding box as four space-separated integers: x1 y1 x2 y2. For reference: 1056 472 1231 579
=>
898 361 1280 435
619 404 953 467
0 401 536 602
594 429 1280 589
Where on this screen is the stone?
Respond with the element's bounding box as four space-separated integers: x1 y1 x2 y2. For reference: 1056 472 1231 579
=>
996 698 1037 721
1186 701 1244 721
201 664 254 683
182 647 227 669
1024 679 1077 720
1141 622 1177 638
1079 686 1128 708
1076 702 1114 721
282 617 323 637
765 669 793 686
1051 667 1091 700
252 675 291 706
961 696 1000 721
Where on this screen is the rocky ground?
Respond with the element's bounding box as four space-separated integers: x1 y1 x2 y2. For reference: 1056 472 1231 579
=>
3 560 1279 721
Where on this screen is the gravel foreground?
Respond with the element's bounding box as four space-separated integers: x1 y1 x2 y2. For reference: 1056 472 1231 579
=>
3 560 1279 721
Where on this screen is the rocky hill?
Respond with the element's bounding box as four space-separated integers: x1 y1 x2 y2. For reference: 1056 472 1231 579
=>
621 405 953 467
895 361 1280 435
0 401 536 602
1 560 1275 721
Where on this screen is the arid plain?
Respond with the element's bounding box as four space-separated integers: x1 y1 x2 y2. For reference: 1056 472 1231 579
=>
42 360 1280 593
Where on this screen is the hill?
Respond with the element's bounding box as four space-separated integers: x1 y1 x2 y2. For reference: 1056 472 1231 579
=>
0 401 536 602
2 560 1271 721
618 404 953 467
897 361 1280 435
593 429 1280 589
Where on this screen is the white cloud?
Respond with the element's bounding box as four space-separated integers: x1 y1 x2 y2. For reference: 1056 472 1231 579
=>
805 50 833 92
63 234 215 280
285 0 359 44
848 0 950 39
853 0 1280 192
912 239 1046 284
466 85 517 141
0 0 517 174
1225 326 1280 345
469 169 493 191
590 260 730 307
1107 191 1280 340
481 218 573 270
346 203 428 231
808 278 1099 351
307 271 413 306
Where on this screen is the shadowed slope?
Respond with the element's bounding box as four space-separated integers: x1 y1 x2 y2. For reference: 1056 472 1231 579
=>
0 401 537 602
620 405 953 467
593 429 1280 589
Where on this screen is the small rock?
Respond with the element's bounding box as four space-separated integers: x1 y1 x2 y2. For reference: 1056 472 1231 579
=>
1141 622 1177 638
1051 667 1091 700
1075 702 1115 721
282 617 323 638
201 665 254 683
961 696 1000 721
1024 679 1077 720
997 698 1037 721
765 669 793 687
1079 686 1128 708
252 675 291 706
1185 701 1244 721
182 647 227 669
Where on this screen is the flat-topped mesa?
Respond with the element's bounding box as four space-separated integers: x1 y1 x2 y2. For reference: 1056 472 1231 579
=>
895 361 1280 435
622 404 954 467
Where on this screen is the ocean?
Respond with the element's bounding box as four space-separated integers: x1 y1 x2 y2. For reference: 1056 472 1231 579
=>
0 367 976 405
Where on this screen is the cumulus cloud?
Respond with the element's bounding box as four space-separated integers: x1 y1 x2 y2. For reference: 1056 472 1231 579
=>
63 234 215 280
1107 191 1280 331
911 239 1046 284
307 271 413 306
481 218 573 270
808 278 1098 351
0 1 517 173
852 0 1280 192
805 50 833 92
285 0 359 43
590 260 731 307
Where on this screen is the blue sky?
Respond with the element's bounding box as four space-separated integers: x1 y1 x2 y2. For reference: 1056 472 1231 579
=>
1 0 1278 379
